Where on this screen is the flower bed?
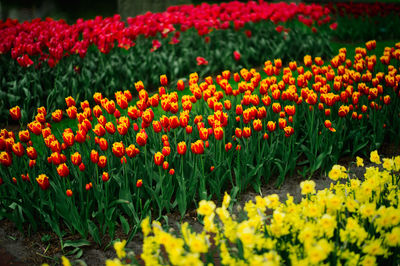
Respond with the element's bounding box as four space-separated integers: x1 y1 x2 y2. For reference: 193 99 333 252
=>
103 152 400 265
1 40 399 247
0 1 336 121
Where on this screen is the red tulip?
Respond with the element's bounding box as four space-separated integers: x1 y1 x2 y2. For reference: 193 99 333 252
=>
9 106 21 121
98 155 107 168
36 174 50 190
233 51 241 61
253 119 262 132
154 152 164 166
191 140 205 154
0 151 12 167
57 163 69 177
102 172 110 182
136 130 148 146
243 127 252 138
160 75 168 86
66 189 73 197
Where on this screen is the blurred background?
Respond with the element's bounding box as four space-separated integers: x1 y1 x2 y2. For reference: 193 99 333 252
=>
1 0 231 22
3 0 397 23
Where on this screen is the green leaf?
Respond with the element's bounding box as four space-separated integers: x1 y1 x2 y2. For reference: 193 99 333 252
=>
63 239 91 249
120 216 130 235
88 220 101 245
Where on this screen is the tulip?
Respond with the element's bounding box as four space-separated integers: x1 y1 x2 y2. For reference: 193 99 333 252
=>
36 174 50 190
12 142 24 157
102 172 110 182
233 51 241 61
177 141 187 155
253 119 262 132
57 163 69 177
284 126 295 137
71 152 82 166
9 106 21 121
214 127 224 140
98 155 107 168
267 121 276 132
136 130 148 146
0 151 12 167
154 152 164 166
191 140 205 154
160 75 168 86
112 142 125 158
243 127 252 138
136 179 143 188
66 189 73 197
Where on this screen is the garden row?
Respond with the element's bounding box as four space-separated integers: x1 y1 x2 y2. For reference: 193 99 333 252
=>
1 2 400 121
101 152 400 265
1 41 399 247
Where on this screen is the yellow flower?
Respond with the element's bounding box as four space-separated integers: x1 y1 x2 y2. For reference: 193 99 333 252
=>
141 217 151 237
385 227 400 247
222 192 231 209
393 156 400 171
188 233 208 253
197 200 216 216
356 156 364 167
360 255 376 266
370 150 381 164
105 258 123 266
61 256 71 266
328 165 343 181
359 203 376 220
114 240 126 259
300 180 316 195
362 239 386 256
382 158 394 171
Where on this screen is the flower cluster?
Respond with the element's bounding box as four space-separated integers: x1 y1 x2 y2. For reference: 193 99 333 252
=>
0 2 333 68
107 152 400 265
1 40 399 243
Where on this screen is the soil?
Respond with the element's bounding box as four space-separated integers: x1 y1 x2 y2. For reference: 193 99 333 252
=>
0 142 399 265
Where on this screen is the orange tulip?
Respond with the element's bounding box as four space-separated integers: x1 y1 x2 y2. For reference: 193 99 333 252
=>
243 127 252 138
9 106 21 121
57 163 69 177
253 119 262 132
36 174 50 190
66 189 73 197
284 105 296 116
88 151 98 165
136 179 143 188
272 103 281 113
154 152 164 166
191 140 204 154
284 126 294 137
199 127 209 141
71 152 82 166
12 142 24 157
27 121 42 135
112 142 125 158
267 121 276 132
98 155 107 168
26 146 37 160
0 151 12 167
102 172 110 182
136 130 148 146
214 127 224 140
160 75 168 86
65 96 76 107
278 118 287 129
177 141 187 155
126 144 139 158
